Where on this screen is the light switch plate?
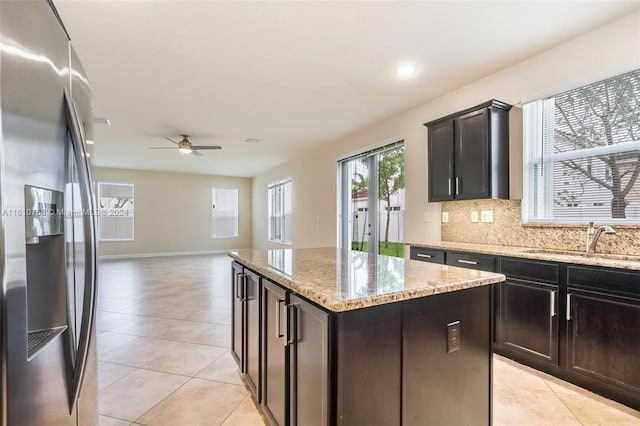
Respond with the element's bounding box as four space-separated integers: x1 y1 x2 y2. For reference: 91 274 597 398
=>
442 212 449 223
471 211 479 223
480 210 493 223
424 211 430 223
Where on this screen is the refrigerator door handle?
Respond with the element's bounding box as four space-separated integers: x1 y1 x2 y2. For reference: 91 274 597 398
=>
63 88 98 409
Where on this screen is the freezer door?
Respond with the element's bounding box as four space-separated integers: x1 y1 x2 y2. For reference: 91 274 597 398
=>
1 3 98 426
1 2 75 425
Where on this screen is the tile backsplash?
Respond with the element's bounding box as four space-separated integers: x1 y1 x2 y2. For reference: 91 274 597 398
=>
441 199 640 256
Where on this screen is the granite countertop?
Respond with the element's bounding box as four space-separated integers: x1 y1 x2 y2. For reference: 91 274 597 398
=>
408 241 640 271
229 248 505 312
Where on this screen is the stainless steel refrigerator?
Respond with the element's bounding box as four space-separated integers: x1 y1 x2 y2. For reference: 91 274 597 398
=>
0 1 99 425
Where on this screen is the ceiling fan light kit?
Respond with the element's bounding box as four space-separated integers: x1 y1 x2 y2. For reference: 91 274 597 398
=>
149 134 222 157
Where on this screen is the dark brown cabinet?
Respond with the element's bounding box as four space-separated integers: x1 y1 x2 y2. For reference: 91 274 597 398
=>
567 288 640 396
425 100 511 202
262 280 330 426
496 258 560 366
231 262 243 368
410 246 640 410
230 263 261 401
566 265 640 404
446 251 497 272
289 295 329 426
262 279 288 426
403 285 492 426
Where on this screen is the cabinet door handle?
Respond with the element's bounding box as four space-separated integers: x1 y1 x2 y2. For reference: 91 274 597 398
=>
448 178 452 196
416 253 433 259
235 273 243 299
566 294 572 321
457 259 478 265
550 290 556 317
455 177 460 195
242 274 248 302
285 304 297 347
275 299 285 339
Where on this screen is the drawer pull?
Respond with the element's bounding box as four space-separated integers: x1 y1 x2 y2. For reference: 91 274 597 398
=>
550 290 556 317
417 253 433 259
457 259 478 265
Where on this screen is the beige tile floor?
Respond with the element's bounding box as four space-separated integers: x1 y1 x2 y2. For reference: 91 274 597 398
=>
96 254 640 426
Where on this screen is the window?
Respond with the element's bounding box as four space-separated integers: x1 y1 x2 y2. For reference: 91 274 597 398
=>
212 187 238 238
338 141 405 258
523 69 640 224
97 182 134 241
268 178 292 244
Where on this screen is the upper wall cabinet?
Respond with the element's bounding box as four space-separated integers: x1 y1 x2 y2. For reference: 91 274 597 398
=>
424 100 511 202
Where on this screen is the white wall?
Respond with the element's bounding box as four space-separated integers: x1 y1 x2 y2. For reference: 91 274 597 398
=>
94 167 252 257
252 12 640 250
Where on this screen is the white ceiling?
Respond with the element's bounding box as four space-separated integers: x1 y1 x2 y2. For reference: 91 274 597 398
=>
55 1 640 178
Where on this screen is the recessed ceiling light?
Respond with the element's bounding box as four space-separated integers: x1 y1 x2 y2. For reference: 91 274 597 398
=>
245 138 261 143
396 64 417 78
86 139 95 145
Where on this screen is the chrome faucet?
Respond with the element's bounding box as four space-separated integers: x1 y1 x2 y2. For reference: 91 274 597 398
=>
586 222 616 254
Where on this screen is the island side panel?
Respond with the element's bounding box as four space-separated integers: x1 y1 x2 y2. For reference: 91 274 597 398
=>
403 284 493 426
335 303 402 425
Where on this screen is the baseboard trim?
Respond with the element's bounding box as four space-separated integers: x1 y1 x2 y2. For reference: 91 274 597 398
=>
99 249 251 260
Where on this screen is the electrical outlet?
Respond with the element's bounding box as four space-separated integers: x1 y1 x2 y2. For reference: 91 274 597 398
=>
447 321 461 353
480 210 493 223
471 211 479 223
442 212 449 223
423 211 430 223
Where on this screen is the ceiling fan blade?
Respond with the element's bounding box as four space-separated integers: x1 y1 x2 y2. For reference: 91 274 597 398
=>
190 145 222 150
163 137 180 146
192 150 203 157
149 147 178 149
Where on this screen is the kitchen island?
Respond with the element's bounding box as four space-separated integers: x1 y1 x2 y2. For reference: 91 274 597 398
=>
229 248 505 426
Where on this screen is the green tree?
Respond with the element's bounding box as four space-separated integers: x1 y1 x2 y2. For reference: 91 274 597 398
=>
378 147 405 248
554 70 640 218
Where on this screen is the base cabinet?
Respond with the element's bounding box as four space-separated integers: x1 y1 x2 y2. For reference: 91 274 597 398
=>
262 280 288 426
235 258 495 425
262 280 330 426
567 288 640 400
245 270 261 399
289 295 329 426
230 263 261 401
230 262 244 369
403 286 491 426
496 258 560 366
410 246 640 411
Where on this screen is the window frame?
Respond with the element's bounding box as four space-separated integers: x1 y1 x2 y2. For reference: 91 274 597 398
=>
268 178 292 245
96 181 135 242
211 187 239 239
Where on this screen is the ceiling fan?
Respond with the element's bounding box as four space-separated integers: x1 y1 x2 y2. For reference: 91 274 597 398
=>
149 134 222 156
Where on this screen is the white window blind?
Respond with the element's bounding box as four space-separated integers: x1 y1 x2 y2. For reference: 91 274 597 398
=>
268 178 292 244
212 187 238 238
523 69 640 224
97 182 134 241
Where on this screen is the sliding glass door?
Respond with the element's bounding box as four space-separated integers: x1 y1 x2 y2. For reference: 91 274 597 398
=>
340 143 405 257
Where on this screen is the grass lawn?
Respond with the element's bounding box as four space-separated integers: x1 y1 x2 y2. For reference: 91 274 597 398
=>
351 241 405 258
